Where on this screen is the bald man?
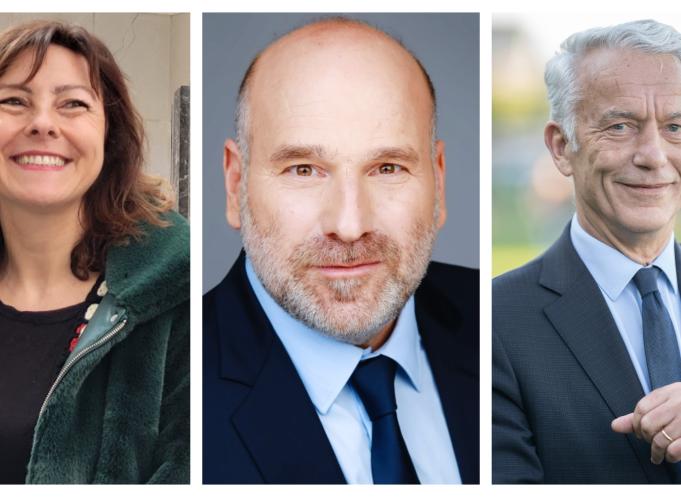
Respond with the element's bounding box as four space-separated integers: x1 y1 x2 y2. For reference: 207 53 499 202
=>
203 17 479 484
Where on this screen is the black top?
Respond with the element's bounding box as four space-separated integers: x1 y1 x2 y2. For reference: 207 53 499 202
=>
0 277 104 484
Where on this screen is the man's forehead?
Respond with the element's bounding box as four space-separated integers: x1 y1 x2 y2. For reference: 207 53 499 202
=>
572 48 681 118
577 48 681 88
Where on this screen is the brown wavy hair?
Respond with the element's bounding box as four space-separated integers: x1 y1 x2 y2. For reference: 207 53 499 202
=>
0 20 174 280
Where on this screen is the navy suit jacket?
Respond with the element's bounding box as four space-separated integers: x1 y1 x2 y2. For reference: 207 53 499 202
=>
493 224 679 484
203 252 479 484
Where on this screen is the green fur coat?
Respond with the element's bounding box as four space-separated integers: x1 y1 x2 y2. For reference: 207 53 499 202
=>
25 211 189 484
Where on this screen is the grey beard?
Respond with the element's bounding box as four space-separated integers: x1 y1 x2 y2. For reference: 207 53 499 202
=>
240 197 436 345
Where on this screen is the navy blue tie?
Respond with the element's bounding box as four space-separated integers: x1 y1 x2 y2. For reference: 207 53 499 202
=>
350 355 419 484
633 267 681 390
633 267 681 482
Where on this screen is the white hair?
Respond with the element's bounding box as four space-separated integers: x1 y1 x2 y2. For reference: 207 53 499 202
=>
545 19 681 148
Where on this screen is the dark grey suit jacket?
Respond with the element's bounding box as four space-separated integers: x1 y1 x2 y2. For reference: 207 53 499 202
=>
493 223 679 484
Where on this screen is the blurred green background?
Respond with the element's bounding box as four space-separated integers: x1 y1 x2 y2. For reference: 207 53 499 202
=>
493 15 573 276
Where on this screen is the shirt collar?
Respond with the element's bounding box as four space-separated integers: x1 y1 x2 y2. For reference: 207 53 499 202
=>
245 257 421 415
570 214 677 300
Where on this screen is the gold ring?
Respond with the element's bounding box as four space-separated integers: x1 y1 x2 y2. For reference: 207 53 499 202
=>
662 429 674 443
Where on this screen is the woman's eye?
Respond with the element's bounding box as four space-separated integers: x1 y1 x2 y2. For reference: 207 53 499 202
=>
63 99 90 110
0 97 26 106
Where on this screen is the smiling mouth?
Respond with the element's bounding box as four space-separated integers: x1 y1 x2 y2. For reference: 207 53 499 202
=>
620 182 672 190
625 182 670 187
617 182 677 200
11 154 70 170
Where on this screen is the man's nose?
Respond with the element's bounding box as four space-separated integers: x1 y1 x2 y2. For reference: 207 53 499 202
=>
321 176 372 242
633 124 668 169
23 106 60 139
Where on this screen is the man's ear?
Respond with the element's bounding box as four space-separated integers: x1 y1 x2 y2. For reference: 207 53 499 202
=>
544 121 574 177
224 139 244 229
434 140 447 229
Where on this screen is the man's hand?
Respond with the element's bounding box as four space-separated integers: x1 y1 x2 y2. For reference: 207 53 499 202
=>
612 382 681 464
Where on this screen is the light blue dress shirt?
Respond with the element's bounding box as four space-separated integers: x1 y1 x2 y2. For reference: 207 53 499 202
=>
571 215 681 394
245 258 461 484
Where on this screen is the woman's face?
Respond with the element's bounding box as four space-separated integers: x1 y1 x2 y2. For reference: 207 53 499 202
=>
0 44 105 212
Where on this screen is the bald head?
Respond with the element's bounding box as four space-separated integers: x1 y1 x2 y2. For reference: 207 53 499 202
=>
235 18 437 164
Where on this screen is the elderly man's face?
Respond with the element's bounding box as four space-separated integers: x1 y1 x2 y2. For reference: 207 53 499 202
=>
226 27 445 345
557 48 681 247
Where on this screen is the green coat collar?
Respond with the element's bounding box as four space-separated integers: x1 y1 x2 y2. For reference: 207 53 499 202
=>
105 210 189 326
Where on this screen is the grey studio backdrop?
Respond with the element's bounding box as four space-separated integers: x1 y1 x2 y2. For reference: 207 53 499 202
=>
203 13 480 293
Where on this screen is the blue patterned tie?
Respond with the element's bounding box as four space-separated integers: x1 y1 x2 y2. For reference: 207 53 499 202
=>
633 267 681 482
633 267 681 390
350 355 419 484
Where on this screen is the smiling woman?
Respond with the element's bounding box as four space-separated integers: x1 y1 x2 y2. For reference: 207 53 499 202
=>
0 44 106 212
0 21 189 484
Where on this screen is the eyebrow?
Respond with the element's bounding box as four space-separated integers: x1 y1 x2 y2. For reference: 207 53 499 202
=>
269 145 329 163
598 110 638 125
666 111 681 121
54 84 97 100
367 146 420 164
0 83 31 93
269 144 420 164
598 109 681 124
0 83 96 99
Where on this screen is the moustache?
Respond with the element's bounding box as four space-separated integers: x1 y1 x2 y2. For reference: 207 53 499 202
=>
289 233 400 267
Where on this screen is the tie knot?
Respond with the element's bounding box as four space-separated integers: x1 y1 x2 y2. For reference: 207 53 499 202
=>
350 355 398 421
633 266 660 297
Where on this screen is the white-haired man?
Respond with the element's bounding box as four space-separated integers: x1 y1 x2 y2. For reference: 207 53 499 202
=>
493 19 681 483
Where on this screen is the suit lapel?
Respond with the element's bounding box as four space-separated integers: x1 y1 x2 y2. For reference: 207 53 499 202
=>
540 226 671 483
543 273 644 417
231 337 345 484
216 253 345 484
416 266 479 484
